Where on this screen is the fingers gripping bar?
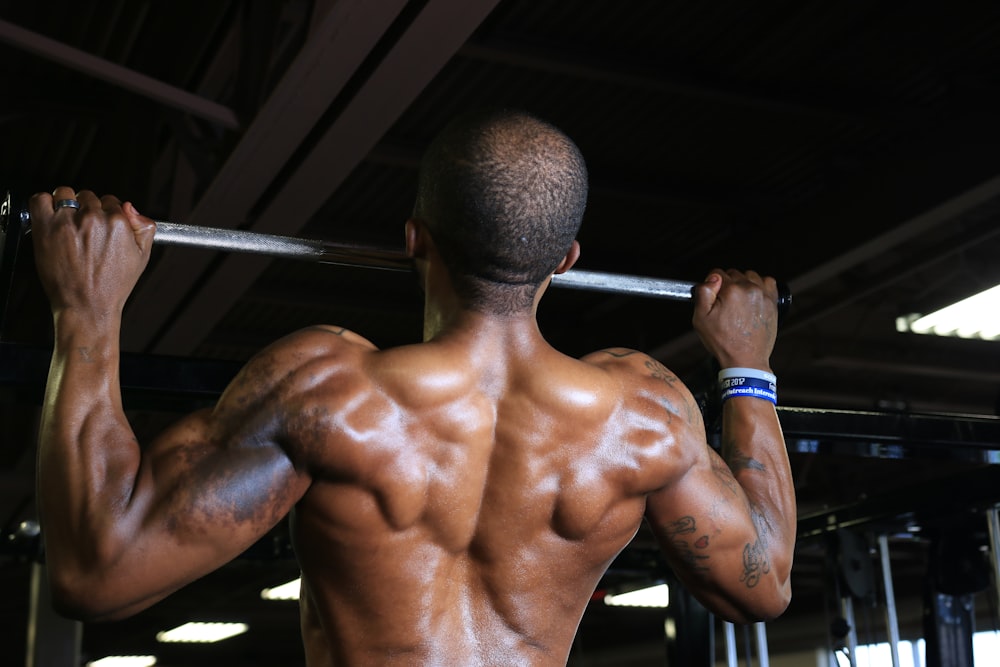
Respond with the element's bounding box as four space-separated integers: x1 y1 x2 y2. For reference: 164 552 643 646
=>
6 193 791 310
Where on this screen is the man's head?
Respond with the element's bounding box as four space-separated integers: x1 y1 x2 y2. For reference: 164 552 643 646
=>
412 109 588 313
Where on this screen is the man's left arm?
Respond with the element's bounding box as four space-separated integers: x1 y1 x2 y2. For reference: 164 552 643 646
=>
32 188 313 620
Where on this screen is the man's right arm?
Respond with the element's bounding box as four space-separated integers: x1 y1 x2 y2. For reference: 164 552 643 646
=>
644 269 796 623
643 390 794 623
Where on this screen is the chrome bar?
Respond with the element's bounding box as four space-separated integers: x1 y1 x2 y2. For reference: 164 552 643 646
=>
155 220 697 299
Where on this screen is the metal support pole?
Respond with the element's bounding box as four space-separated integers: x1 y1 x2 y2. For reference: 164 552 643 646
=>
754 622 770 667
26 562 82 667
987 506 1000 620
843 596 858 667
724 621 738 667
663 574 714 667
878 534 902 667
923 591 975 667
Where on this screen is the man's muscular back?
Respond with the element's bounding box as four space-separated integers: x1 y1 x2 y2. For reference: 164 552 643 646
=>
32 111 793 667
279 324 701 666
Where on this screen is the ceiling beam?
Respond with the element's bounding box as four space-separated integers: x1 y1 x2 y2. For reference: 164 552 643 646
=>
121 0 411 351
144 0 504 356
459 38 901 127
648 119 1000 366
0 18 240 130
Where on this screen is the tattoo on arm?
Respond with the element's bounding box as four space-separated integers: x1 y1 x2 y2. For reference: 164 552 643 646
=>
645 359 703 425
728 452 766 473
721 434 766 474
709 449 741 496
739 511 772 588
601 349 637 358
645 359 678 386
665 516 710 573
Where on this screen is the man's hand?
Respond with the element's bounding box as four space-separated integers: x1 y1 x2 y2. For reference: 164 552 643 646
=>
29 186 156 320
692 269 779 370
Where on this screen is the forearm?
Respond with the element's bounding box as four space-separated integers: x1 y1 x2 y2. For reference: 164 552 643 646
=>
39 311 141 577
720 396 796 585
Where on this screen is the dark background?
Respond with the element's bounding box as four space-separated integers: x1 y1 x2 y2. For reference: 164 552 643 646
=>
2 1 1000 665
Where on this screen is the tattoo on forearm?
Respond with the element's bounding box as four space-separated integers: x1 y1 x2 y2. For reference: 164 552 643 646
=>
728 452 766 473
709 450 740 496
721 434 766 474
665 516 710 572
739 511 772 588
77 347 94 363
739 538 771 587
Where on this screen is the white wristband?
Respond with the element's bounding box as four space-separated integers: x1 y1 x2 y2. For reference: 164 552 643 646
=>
718 367 776 384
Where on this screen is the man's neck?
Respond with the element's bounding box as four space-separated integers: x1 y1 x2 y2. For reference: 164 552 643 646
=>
422 302 545 351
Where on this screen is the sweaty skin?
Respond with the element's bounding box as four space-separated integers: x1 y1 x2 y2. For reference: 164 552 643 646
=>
30 187 795 666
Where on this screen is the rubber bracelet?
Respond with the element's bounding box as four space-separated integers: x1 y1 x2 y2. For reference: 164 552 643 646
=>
718 368 777 405
718 367 776 384
721 385 778 404
719 377 775 391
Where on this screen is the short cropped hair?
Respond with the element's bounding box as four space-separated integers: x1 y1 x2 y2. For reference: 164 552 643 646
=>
413 109 588 313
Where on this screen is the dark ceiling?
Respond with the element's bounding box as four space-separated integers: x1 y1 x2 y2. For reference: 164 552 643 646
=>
2 1 1000 665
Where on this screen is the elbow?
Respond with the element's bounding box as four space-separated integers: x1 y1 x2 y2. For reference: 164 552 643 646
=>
48 573 101 622
744 582 792 624
46 563 132 623
737 545 794 623
723 574 793 625
48 571 104 622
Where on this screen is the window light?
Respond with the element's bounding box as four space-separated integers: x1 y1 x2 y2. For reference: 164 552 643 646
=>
261 577 301 601
603 583 670 608
155 622 248 643
896 284 1000 340
86 657 157 667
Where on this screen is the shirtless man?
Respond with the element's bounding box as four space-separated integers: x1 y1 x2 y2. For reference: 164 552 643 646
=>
30 109 795 666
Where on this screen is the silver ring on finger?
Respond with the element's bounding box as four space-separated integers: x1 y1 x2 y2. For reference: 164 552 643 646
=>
53 199 81 211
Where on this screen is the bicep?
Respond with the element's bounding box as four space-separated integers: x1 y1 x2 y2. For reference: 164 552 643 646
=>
590 349 781 621
644 445 768 622
94 358 314 617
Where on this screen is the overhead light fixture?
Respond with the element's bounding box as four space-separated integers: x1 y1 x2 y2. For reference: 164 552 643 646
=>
261 577 301 601
896 284 1000 340
86 657 157 667
156 622 249 644
603 582 670 608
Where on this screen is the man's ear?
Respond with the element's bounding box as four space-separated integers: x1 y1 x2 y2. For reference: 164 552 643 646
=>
553 240 581 275
405 219 427 259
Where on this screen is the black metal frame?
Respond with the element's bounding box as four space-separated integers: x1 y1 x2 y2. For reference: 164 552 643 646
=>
0 191 27 342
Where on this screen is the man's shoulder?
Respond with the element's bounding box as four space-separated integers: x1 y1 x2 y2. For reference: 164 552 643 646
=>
237 325 378 393
581 347 694 402
581 347 657 372
285 325 380 352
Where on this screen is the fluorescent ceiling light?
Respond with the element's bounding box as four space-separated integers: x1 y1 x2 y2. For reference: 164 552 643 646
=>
897 284 1000 340
86 658 157 667
261 577 301 601
603 583 670 608
156 622 249 644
